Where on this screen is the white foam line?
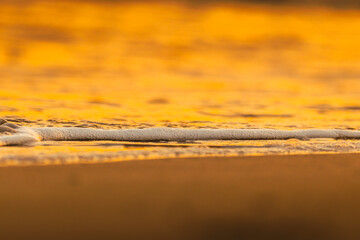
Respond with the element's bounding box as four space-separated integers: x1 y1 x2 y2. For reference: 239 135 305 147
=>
1 126 360 146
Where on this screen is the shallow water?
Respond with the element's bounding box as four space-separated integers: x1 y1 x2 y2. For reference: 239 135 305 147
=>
0 1 360 165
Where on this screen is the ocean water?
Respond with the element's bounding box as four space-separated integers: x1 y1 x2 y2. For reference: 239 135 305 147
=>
0 0 360 165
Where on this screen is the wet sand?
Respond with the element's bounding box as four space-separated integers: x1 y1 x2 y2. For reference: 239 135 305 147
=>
1 153 360 240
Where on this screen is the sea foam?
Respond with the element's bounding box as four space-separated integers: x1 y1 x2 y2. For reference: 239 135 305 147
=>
1 120 360 146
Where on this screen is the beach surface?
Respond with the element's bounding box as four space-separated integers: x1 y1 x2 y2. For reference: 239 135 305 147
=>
1 153 360 239
0 1 359 239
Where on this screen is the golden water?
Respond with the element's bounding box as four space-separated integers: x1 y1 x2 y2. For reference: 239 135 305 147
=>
0 1 360 165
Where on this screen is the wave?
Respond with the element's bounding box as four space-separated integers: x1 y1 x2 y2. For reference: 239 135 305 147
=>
1 120 360 146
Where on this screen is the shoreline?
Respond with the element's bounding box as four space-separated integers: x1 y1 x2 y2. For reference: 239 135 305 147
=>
2 142 360 166
1 151 360 167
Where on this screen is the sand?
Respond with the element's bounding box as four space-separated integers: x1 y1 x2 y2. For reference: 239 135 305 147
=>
1 153 360 240
1 2 360 239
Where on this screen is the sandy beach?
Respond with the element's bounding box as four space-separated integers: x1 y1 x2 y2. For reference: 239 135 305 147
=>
1 1 360 239
1 153 360 239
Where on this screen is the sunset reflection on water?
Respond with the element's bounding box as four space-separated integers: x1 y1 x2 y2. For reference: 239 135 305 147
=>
0 0 360 165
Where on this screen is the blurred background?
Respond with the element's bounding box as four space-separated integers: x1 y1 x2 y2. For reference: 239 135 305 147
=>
0 0 359 130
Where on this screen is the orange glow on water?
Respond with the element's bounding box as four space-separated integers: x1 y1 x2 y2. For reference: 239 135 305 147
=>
0 1 360 164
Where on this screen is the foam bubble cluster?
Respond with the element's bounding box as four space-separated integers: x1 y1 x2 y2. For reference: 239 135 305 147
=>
1 120 360 146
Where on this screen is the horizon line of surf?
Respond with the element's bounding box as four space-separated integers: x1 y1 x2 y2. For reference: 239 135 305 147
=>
1 122 360 146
